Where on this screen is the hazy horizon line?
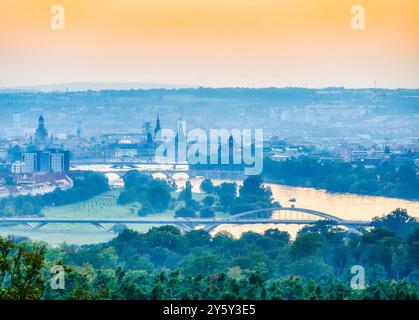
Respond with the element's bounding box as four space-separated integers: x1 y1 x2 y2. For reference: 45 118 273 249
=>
1 81 419 93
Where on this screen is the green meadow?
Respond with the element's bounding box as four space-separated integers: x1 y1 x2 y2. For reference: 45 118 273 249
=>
0 188 223 245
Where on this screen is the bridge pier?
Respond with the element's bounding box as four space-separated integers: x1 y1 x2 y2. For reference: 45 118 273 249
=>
91 222 112 232
202 224 220 233
343 225 363 236
33 222 48 230
24 222 35 230
177 223 194 233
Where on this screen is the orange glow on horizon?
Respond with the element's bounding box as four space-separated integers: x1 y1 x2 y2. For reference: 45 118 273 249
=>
0 0 418 88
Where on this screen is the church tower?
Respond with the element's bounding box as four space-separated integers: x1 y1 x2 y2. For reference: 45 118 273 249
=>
35 115 49 143
154 113 161 139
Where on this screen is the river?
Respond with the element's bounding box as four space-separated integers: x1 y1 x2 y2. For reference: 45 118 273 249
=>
90 165 418 238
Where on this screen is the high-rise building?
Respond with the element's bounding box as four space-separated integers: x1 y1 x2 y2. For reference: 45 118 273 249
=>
63 150 70 171
13 112 21 130
22 152 40 173
40 152 51 172
39 149 70 172
50 153 65 172
8 112 23 137
21 149 70 173
11 161 25 173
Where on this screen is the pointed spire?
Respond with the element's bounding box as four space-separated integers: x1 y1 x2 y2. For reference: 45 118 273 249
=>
38 114 45 126
154 112 161 138
178 117 184 134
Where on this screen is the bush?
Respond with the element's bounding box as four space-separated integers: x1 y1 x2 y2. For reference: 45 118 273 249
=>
117 190 136 205
200 207 215 218
111 224 128 233
200 179 215 194
146 181 171 212
175 207 196 218
138 203 154 217
185 199 200 211
202 195 215 207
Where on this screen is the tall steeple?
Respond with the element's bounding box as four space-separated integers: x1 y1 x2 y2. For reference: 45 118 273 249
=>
154 113 161 139
178 117 184 136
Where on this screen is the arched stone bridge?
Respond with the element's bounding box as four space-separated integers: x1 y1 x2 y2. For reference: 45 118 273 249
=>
97 168 245 181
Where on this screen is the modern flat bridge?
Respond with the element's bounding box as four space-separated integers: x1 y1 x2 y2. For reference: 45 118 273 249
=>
0 207 369 234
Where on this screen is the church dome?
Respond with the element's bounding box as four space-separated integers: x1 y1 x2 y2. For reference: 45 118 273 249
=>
118 139 135 144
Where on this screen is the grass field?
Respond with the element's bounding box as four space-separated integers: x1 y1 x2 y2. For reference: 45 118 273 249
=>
43 189 141 218
0 188 225 245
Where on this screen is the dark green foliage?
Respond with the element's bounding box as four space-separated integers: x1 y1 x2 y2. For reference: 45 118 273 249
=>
0 237 46 299
264 158 419 200
407 228 419 272
146 180 171 212
117 190 136 205
175 206 196 218
291 233 323 257
200 207 215 218
200 179 215 194
137 203 153 217
117 171 172 213
216 182 237 210
209 176 276 214
0 171 109 217
1 209 418 300
185 199 200 211
179 181 193 201
371 208 417 238
239 175 273 202
202 195 215 207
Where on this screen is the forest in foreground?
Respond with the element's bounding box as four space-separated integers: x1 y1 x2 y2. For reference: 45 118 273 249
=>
0 208 418 300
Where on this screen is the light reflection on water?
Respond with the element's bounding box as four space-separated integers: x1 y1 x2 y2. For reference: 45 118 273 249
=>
77 165 419 239
188 178 419 238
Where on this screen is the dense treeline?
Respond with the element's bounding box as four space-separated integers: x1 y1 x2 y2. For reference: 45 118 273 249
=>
2 208 417 300
199 176 277 215
264 158 419 200
41 267 418 300
57 209 418 285
175 176 277 218
117 171 175 215
117 172 277 218
0 171 109 217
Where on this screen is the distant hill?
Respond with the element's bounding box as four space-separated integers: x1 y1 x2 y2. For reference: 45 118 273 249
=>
0 82 195 92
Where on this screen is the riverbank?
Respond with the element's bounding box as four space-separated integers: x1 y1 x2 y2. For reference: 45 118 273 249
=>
1 168 417 245
263 177 419 203
263 158 419 201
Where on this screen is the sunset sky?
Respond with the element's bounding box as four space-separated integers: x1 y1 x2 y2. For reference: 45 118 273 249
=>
0 0 418 88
